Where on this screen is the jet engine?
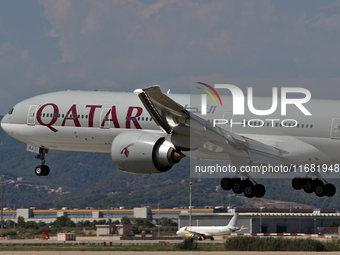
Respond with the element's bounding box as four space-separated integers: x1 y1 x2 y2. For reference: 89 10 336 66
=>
111 131 183 174
185 233 194 238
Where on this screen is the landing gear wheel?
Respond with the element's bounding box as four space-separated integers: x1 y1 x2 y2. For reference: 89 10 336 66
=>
314 180 325 197
292 177 304 190
42 165 50 176
303 178 315 193
254 184 266 198
211 237 214 240
35 165 50 176
35 165 43 176
232 178 244 194
221 177 233 190
244 180 255 198
325 183 336 197
198 237 202 241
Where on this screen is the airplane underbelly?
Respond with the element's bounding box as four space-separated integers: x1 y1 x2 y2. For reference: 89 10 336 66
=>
4 124 122 153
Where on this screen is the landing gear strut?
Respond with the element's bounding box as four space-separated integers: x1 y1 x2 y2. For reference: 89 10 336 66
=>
221 177 266 198
292 176 336 197
35 148 50 176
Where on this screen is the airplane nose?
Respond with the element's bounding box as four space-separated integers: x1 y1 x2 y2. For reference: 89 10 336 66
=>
1 115 12 135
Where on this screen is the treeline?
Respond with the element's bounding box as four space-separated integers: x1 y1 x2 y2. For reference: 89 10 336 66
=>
2 215 178 238
0 127 340 210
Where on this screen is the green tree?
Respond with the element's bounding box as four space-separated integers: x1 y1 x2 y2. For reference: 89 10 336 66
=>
330 221 340 227
121 216 130 225
17 216 25 228
156 217 177 227
50 216 76 228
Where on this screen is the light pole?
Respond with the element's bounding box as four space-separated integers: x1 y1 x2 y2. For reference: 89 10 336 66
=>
189 182 192 226
259 206 265 234
158 202 160 237
0 181 8 239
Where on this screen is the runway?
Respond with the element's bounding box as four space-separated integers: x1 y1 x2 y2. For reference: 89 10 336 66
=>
0 252 339 255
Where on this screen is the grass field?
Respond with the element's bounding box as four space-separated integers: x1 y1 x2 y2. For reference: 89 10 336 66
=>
1 237 340 252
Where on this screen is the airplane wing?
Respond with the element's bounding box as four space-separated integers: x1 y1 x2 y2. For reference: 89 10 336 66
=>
138 85 284 166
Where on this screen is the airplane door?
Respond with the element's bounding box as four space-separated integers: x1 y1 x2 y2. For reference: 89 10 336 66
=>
222 111 233 132
100 108 110 129
331 117 340 139
27 105 38 125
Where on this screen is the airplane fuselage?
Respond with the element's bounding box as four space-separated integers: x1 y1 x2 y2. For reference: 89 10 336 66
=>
2 90 340 166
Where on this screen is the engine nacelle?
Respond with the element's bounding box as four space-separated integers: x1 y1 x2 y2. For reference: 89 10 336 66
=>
185 233 195 238
111 131 183 174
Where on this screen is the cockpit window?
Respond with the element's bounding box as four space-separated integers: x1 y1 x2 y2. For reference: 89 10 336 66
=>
8 108 14 115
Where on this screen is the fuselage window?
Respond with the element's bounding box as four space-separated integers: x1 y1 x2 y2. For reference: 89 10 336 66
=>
150 118 153 121
86 115 88 119
301 124 304 128
297 124 299 128
142 117 144 121
81 115 84 119
62 114 65 118
54 113 57 118
310 124 313 128
275 123 278 127
77 115 80 119
43 113 45 117
306 124 308 128
146 117 149 121
58 114 60 118
267 122 269 127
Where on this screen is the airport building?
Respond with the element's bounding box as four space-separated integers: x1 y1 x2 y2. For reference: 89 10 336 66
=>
2 207 340 234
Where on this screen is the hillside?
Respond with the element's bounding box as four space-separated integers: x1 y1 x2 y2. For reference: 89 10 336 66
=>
0 116 339 210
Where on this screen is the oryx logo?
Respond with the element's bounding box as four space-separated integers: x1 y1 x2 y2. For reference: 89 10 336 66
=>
197 82 222 115
121 143 134 158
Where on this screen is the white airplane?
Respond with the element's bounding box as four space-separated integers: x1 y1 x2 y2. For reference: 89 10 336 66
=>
0 84 339 198
176 213 245 240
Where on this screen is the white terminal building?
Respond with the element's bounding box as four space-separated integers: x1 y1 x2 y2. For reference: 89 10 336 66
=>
2 207 340 234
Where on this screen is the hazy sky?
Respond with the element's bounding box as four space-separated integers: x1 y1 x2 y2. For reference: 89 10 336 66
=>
1 0 340 114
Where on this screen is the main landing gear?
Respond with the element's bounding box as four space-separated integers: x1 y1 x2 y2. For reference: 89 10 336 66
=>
220 177 266 198
292 177 336 197
35 148 50 176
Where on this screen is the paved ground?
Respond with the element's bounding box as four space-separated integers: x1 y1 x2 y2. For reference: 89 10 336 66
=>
0 252 340 255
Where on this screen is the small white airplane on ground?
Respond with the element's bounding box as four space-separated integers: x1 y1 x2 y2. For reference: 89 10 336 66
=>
176 213 245 240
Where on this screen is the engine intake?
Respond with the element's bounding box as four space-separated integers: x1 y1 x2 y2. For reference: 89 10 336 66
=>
111 131 183 174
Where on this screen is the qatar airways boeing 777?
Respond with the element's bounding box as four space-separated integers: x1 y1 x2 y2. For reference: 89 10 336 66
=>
1 84 339 198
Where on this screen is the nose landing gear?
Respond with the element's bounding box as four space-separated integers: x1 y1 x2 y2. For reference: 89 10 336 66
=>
35 148 50 176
